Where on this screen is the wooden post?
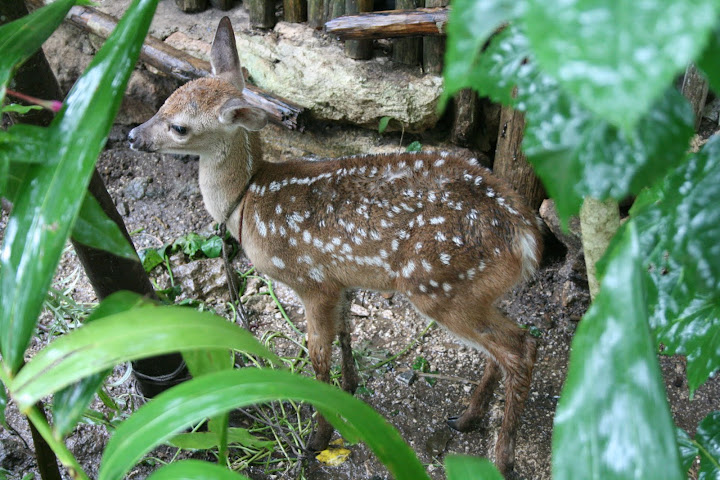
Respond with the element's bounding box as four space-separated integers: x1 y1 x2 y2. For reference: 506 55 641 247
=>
393 0 420 65
249 0 277 28
324 0 345 21
450 89 478 147
210 0 234 9
681 63 709 130
345 0 373 59
422 0 446 73
308 0 325 28
175 0 208 12
325 7 448 39
493 105 546 210
284 0 307 22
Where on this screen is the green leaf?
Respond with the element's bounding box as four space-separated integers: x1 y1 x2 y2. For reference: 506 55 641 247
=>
631 136 720 393
406 141 422 152
10 306 281 410
1 104 43 115
169 427 274 450
442 0 522 107
676 427 699 473
0 125 50 165
524 0 719 131
145 460 252 480
200 235 223 258
71 191 138 261
98 369 430 480
139 247 165 272
0 0 159 374
445 455 504 480
552 223 683 480
0 380 6 427
173 232 205 257
697 411 720 479
378 116 391 134
51 292 155 437
698 25 720 95
0 0 88 99
524 83 694 223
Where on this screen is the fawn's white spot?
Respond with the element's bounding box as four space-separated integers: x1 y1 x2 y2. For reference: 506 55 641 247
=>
429 279 439 287
422 259 433 272
379 249 389 259
391 239 399 251
486 188 496 198
370 230 382 241
303 230 312 243
442 282 452 292
439 253 451 265
467 267 476 279
254 212 267 238
435 232 447 242
298 255 314 265
429 216 445 225
289 238 298 246
415 242 423 253
308 267 325 282
468 157 479 166
402 260 416 278
313 238 324 249
434 159 445 167
414 160 424 170
271 257 285 269
341 244 353 254
452 236 464 246
419 284 427 293
275 204 283 215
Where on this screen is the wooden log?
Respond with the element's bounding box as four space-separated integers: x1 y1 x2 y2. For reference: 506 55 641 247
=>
325 7 447 40
175 0 208 12
210 0 235 10
308 0 325 28
450 89 478 147
345 0 374 59
249 0 277 28
422 0 446 73
284 0 307 22
681 63 709 130
493 105 546 210
393 0 421 65
41 2 305 129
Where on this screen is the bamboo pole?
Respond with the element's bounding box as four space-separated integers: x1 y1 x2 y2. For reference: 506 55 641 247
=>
175 0 208 12
324 0 345 21
210 0 234 10
422 0 446 73
325 7 448 39
392 0 421 65
308 0 325 28
284 0 307 22
681 63 709 130
249 0 277 28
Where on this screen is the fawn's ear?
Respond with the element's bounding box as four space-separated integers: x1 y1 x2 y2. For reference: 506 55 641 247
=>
218 98 268 131
211 16 245 91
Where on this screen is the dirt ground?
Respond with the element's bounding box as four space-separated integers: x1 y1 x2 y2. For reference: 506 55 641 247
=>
2 2 720 479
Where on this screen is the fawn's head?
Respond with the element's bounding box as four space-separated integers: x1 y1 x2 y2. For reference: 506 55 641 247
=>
129 17 267 158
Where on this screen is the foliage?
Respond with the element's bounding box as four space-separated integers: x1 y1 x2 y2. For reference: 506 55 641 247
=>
444 0 720 478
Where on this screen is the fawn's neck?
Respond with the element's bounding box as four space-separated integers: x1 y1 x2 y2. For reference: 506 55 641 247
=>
198 129 264 229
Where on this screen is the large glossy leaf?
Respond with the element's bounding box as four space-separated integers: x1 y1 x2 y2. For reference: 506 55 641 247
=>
169 427 274 450
10 307 281 410
698 24 720 94
0 0 159 374
445 455 503 480
676 427 699 473
523 0 719 131
697 411 720 479
0 0 87 99
441 0 521 107
71 191 138 261
631 136 720 393
51 292 155 438
145 460 252 480
553 223 683 480
98 369 430 480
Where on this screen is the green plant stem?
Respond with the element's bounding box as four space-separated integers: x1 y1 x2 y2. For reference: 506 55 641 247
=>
365 320 435 371
26 406 90 480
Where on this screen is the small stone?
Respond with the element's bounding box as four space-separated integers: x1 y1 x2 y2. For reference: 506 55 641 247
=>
396 370 417 386
116 201 128 216
124 177 149 200
350 304 370 317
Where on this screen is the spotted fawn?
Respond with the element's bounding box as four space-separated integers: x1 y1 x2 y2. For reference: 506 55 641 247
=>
128 17 543 475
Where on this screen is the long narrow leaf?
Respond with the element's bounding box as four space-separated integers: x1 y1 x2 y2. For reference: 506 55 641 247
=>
11 307 281 410
0 0 159 374
445 455 503 480
552 223 683 479
0 379 6 427
71 191 138 261
145 460 252 480
98 369 430 480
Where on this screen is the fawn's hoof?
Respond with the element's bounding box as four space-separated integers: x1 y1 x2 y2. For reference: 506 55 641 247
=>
446 415 480 433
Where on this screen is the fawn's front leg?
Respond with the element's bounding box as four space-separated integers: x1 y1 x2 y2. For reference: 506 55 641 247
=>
301 290 343 452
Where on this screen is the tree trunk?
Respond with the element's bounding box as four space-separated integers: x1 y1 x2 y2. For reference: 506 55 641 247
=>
580 197 620 300
12 0 189 400
493 105 546 210
344 0 374 59
450 89 478 147
681 63 709 130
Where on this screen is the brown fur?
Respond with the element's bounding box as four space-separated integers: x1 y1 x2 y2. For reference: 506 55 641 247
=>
128 16 543 475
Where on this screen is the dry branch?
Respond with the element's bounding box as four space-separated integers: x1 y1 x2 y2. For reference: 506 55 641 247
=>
26 0 304 130
325 7 448 40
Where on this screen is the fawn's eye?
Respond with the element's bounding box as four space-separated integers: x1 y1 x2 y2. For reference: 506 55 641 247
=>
171 124 188 135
